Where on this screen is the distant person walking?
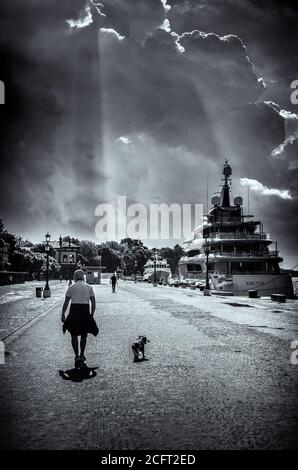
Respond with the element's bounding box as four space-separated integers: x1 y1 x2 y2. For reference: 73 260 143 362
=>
61 269 98 366
59 274 63 283
110 273 117 293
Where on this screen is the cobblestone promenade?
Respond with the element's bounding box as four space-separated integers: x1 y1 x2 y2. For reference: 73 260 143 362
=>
0 281 297 450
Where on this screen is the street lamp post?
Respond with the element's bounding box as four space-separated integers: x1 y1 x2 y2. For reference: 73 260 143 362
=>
204 236 211 296
99 254 102 284
68 254 73 286
153 249 157 287
134 259 137 283
43 233 51 298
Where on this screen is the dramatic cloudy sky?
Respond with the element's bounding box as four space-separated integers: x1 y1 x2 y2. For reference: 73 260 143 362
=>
0 0 297 266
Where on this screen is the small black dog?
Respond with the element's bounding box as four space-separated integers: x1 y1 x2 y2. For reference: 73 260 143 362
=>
132 336 150 362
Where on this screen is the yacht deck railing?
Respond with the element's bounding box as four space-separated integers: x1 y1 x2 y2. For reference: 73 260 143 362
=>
180 251 280 261
207 232 270 240
209 250 280 257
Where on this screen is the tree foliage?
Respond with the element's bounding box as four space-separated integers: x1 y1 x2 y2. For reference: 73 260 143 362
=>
0 220 185 277
10 250 60 275
79 240 100 266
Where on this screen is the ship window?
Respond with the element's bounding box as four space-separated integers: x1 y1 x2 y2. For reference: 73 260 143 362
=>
187 264 202 272
189 250 199 257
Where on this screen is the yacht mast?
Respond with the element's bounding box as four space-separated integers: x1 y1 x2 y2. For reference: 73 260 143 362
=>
247 168 250 215
206 168 209 214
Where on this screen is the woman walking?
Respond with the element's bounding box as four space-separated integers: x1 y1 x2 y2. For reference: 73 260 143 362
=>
61 269 98 367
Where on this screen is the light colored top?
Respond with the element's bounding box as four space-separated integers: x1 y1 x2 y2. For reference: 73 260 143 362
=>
66 280 95 304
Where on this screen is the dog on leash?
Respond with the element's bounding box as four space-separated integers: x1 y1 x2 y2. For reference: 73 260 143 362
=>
132 336 150 362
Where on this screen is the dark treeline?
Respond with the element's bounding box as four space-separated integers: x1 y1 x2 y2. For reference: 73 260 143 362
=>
0 221 184 277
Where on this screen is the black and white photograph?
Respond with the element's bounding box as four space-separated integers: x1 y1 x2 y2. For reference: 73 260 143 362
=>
0 0 298 460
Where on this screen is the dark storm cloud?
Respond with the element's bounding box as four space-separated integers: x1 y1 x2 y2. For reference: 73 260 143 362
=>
0 0 297 264
281 139 298 174
220 102 286 180
0 1 106 239
94 0 165 41
99 26 262 156
168 0 298 110
253 195 298 266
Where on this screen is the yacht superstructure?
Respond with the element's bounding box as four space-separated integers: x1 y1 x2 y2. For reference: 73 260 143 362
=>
178 161 294 297
143 256 171 283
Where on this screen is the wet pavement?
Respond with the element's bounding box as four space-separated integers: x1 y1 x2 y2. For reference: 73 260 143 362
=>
0 281 297 450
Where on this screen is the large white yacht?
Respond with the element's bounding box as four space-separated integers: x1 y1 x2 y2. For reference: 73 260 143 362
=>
178 161 294 297
143 256 172 283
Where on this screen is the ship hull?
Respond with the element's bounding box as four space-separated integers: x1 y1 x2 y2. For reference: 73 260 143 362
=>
143 269 171 283
211 273 294 297
178 260 294 297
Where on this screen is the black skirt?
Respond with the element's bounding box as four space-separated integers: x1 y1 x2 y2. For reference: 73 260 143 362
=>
63 304 99 337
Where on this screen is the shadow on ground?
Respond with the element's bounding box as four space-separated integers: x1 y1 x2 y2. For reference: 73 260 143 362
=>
59 366 98 382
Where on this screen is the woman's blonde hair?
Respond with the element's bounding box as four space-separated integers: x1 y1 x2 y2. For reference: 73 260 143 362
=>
73 269 85 281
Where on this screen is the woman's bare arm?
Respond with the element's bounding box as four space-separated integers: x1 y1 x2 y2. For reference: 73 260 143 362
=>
90 296 96 316
61 297 70 322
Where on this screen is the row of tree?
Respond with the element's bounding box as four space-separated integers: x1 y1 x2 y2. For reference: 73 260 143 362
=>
0 220 61 277
0 221 185 277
